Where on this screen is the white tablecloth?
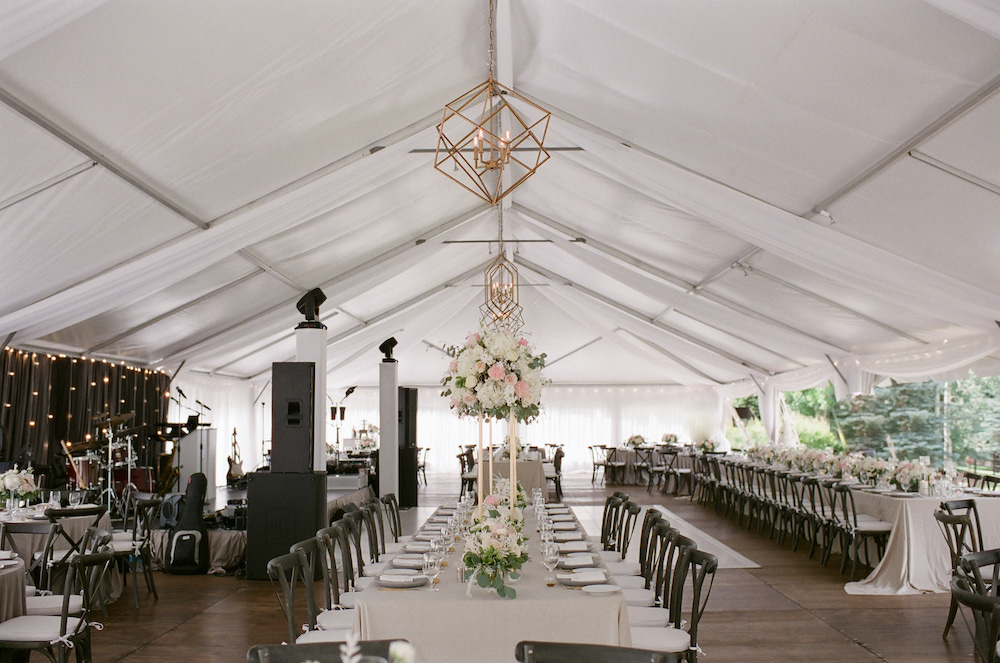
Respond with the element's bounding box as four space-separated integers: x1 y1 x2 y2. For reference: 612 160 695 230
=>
355 507 630 663
466 460 547 497
845 491 1000 595
0 558 25 622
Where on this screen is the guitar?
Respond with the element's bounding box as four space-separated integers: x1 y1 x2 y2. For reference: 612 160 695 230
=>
226 427 245 487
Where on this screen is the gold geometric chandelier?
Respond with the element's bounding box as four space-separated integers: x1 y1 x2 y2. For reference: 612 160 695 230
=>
480 206 523 333
434 0 550 205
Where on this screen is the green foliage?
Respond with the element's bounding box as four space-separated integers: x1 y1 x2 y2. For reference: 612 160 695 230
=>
831 376 1000 465
725 418 769 450
784 385 836 418
789 411 840 452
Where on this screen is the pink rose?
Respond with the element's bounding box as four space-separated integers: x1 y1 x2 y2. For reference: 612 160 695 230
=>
466 332 482 348
514 381 530 399
451 396 461 408
475 361 486 373
462 392 478 405
449 360 458 373
504 373 517 385
518 338 529 347
484 495 499 507
487 363 506 380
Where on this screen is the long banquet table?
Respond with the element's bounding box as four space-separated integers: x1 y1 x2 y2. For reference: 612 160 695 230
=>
355 504 630 663
464 459 549 498
844 488 1000 595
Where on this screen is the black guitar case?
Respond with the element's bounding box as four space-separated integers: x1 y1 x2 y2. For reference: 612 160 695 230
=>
164 472 210 575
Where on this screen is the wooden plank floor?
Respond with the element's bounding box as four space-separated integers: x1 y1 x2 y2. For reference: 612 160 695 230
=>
88 470 977 663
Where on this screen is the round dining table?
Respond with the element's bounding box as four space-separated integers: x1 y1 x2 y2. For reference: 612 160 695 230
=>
0 557 26 622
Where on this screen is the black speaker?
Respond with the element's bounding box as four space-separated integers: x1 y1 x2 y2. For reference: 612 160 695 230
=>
398 387 417 449
246 471 326 580
397 387 418 508
271 362 315 473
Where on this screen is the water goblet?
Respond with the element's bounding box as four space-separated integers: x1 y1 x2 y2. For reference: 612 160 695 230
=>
542 543 559 586
68 492 81 507
422 552 442 591
48 491 60 508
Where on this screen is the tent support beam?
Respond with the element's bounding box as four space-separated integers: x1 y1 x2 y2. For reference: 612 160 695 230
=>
0 161 97 213
742 263 925 343
809 70 1000 216
519 211 803 366
0 85 210 229
514 203 848 352
515 256 769 375
237 249 306 291
545 337 602 368
693 247 762 291
86 269 266 354
157 207 488 366
238 262 487 378
908 150 1000 198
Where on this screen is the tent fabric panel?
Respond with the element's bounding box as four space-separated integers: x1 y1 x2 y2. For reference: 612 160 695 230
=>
0 0 485 221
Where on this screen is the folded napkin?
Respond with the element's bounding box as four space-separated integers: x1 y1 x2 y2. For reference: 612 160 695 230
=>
550 514 575 522
413 533 438 541
395 553 424 560
557 570 606 584
378 574 420 585
559 557 595 569
558 541 590 553
392 557 424 569
382 568 418 576
553 522 577 531
0 550 15 560
554 532 584 542
405 542 431 552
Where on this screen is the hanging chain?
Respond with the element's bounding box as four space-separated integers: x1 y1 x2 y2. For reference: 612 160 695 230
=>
497 204 504 257
488 0 496 78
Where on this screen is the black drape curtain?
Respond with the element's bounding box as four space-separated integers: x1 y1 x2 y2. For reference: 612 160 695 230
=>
0 349 169 480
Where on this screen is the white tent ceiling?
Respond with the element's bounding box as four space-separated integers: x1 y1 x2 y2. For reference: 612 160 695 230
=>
2 0 1000 394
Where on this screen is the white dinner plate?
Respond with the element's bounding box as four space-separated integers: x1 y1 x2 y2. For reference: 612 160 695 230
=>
0 559 19 569
581 584 620 595
376 574 428 588
556 570 608 587
558 556 595 569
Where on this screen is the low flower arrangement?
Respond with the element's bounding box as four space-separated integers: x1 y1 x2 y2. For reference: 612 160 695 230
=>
1 467 37 507
661 433 678 444
746 445 937 487
889 460 932 492
491 477 528 513
441 327 547 423
693 439 716 453
462 496 528 599
625 434 645 447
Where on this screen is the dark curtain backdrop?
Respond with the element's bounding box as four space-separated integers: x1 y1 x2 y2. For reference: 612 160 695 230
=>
0 348 169 479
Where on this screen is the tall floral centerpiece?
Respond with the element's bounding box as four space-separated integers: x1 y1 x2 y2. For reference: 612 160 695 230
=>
443 325 546 597
1 467 37 510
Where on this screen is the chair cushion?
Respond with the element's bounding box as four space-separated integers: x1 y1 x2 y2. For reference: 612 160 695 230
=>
599 550 624 563
856 521 892 534
613 575 647 589
25 594 83 616
630 625 691 652
110 539 136 554
607 561 641 576
362 563 386 577
24 586 36 598
297 627 353 644
0 615 83 643
621 587 655 607
337 591 361 609
627 606 671 628
354 576 375 590
316 608 356 631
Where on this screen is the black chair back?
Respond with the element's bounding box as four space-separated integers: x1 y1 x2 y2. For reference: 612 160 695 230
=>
248 640 407 663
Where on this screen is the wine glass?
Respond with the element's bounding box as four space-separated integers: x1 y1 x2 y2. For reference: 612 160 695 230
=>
542 543 559 586
422 552 442 591
48 491 60 508
68 492 81 507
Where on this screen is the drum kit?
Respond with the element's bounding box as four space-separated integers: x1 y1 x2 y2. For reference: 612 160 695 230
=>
66 411 156 514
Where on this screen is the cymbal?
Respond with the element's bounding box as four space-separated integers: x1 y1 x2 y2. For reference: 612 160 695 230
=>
109 412 135 426
90 411 111 423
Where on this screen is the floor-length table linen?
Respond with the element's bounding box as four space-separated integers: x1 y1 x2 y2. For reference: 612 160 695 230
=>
355 506 631 663
465 459 547 497
0 558 25 622
844 490 1000 595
